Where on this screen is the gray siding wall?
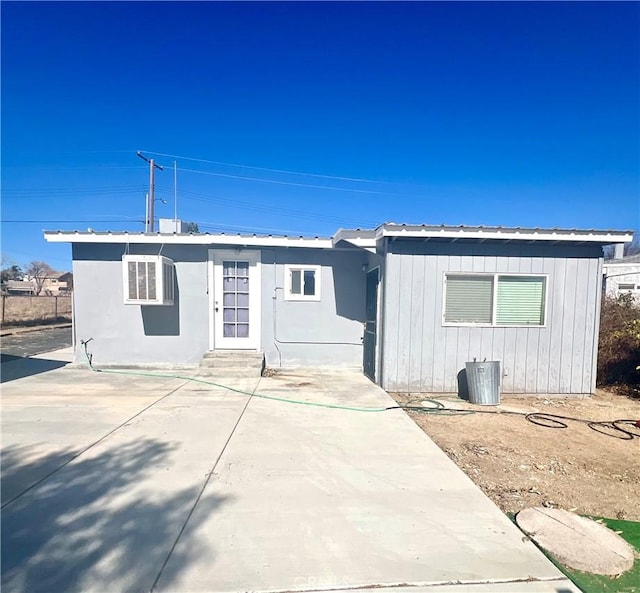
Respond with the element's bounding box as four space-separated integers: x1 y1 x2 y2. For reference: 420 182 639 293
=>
382 241 603 395
71 243 367 367
261 248 367 367
72 244 210 365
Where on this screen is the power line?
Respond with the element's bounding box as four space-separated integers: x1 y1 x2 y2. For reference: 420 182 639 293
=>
195 221 329 235
179 190 379 227
2 165 145 171
175 167 391 194
2 184 143 192
2 219 143 224
140 150 389 184
2 185 145 198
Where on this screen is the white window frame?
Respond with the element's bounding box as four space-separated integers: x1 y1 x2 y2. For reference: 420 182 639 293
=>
442 272 548 327
122 255 175 306
284 264 321 301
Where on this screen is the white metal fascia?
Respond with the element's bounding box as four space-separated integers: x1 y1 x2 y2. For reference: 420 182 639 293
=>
44 231 334 249
377 227 634 244
339 237 377 249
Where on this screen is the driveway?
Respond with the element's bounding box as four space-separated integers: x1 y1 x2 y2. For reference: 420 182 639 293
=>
1 326 72 382
1 350 580 593
1 326 72 358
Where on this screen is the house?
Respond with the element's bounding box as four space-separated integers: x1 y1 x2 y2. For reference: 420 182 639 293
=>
603 254 640 300
44 223 632 395
4 280 36 295
34 271 73 295
55 271 74 294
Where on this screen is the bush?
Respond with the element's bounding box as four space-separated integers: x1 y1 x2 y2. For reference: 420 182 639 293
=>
597 293 640 397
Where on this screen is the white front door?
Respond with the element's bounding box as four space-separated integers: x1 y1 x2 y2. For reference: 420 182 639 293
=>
209 249 261 350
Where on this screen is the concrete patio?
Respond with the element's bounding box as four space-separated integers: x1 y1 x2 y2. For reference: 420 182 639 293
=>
1 348 580 593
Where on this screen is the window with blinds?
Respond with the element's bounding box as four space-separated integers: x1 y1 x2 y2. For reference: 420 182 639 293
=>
496 276 546 325
444 275 493 323
444 274 546 326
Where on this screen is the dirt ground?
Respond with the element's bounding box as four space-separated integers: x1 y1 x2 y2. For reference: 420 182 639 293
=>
391 389 640 521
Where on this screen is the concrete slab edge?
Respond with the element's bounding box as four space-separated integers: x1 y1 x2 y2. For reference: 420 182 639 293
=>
65 362 200 372
259 575 575 593
0 323 72 337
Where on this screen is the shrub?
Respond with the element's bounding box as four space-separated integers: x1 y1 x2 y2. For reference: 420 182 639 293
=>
597 293 640 397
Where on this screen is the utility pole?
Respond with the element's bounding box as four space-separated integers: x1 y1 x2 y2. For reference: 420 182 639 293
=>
137 152 164 232
174 160 178 226
144 193 149 232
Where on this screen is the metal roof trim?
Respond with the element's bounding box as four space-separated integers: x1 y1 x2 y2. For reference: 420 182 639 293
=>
43 230 334 248
376 224 633 244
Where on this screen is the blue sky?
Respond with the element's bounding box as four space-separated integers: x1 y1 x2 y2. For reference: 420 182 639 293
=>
2 1 639 271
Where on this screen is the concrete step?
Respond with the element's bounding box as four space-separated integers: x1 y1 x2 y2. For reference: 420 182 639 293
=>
197 367 263 379
202 350 264 360
198 350 264 379
200 358 262 368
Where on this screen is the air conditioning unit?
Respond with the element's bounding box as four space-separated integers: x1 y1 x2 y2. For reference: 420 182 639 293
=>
122 255 175 305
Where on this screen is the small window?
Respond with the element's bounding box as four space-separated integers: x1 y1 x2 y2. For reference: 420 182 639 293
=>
285 265 321 301
444 273 546 326
123 255 175 305
618 283 635 291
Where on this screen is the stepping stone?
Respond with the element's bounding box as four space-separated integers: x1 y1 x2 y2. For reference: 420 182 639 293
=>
516 507 635 576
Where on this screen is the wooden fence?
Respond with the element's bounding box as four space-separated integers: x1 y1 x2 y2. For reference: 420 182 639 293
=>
1 295 72 327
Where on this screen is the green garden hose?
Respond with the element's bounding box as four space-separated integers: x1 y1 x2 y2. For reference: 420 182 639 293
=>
80 340 640 439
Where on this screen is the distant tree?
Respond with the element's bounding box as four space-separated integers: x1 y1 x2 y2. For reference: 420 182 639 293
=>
1 265 23 283
26 261 56 296
604 231 640 260
625 231 640 256
184 221 199 233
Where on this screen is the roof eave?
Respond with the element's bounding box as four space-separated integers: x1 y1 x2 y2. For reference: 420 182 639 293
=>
377 227 633 244
43 231 334 249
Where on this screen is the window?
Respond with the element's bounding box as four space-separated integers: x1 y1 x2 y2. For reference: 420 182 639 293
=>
444 274 546 326
284 265 321 301
618 284 635 291
123 255 175 305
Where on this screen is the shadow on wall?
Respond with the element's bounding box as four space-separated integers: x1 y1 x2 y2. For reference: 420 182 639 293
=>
332 261 367 322
1 439 229 593
0 354 68 383
141 279 180 336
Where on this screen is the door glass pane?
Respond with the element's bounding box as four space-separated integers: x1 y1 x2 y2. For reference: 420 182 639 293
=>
303 270 315 296
220 258 250 339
